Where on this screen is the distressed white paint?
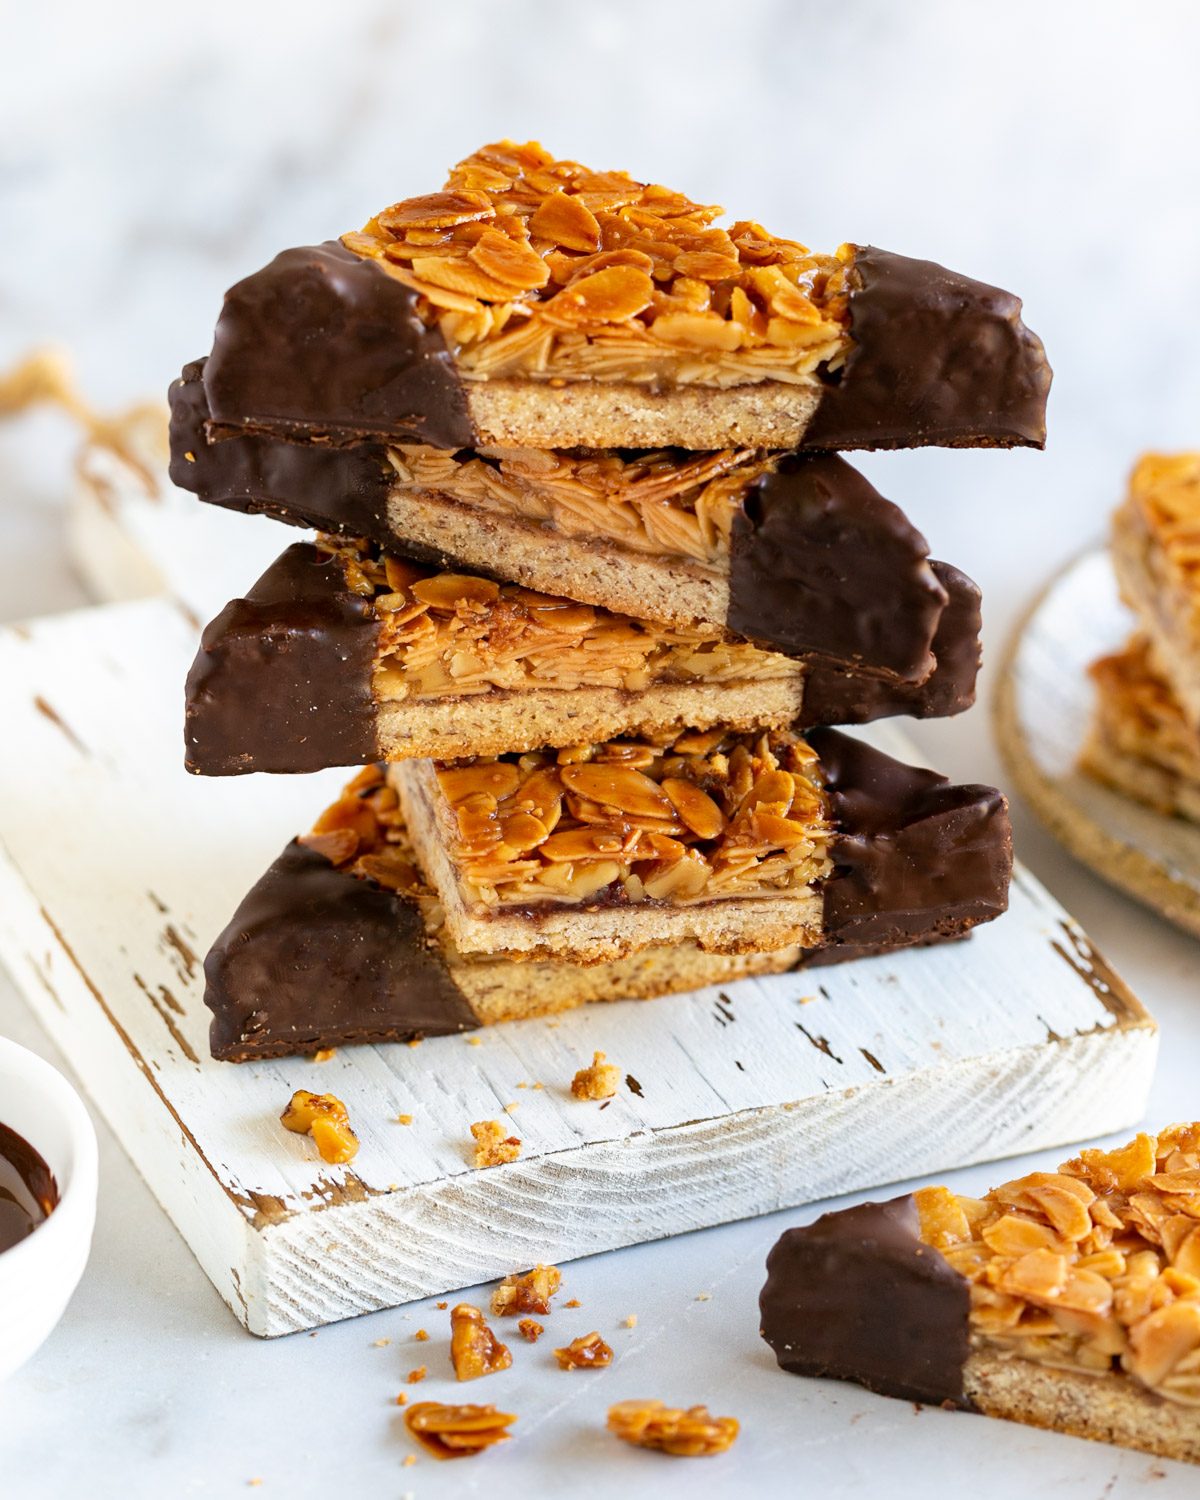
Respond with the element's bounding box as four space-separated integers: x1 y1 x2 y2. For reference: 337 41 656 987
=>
998 548 1200 934
0 598 1158 1335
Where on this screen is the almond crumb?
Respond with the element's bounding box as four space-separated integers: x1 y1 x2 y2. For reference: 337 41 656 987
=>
279 1089 359 1164
471 1119 522 1168
405 1400 516 1460
407 1037 423 1048
402 1454 417 1468
492 1264 562 1317
450 1304 512 1380
696 1292 712 1301
373 1338 391 1348
554 1331 614 1370
408 1366 427 1383
311 1047 337 1062
571 1050 621 1101
437 1301 448 1310
504 1102 519 1114
623 1315 638 1328
467 1036 483 1046
395 1392 408 1406
518 1319 544 1343
415 1329 429 1342
564 1298 581 1309
396 1113 413 1125
608 1399 739 1456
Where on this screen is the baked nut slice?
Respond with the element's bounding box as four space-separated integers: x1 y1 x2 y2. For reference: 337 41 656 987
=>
1081 633 1200 821
1112 453 1200 733
760 1124 1200 1465
177 140 1049 455
172 366 975 672
203 739 1011 1060
183 536 980 776
391 725 1010 964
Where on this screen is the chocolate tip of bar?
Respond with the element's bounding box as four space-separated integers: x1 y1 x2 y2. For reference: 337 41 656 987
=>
728 453 947 678
808 727 1012 955
184 542 381 776
204 840 478 1061
759 1194 973 1407
200 241 474 450
803 245 1052 451
168 355 395 540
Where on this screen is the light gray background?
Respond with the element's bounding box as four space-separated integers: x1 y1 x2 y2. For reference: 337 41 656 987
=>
2 2 1200 1494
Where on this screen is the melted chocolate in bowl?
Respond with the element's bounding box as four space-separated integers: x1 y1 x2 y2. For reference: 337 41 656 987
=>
0 1121 59 1254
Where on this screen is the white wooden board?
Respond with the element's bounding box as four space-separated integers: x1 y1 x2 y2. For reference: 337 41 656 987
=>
996 548 1200 936
0 595 1158 1336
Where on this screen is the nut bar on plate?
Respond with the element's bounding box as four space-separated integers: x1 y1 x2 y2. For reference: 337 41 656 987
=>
173 363 974 659
1111 452 1200 732
760 1125 1200 1465
173 139 1050 457
1081 634 1200 822
390 724 1010 965
184 531 981 775
204 732 1012 1060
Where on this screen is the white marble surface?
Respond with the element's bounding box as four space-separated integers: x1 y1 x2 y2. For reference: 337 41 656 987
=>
4 1 1200 1493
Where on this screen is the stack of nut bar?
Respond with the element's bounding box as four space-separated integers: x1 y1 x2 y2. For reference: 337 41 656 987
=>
1084 454 1200 821
170 140 1049 1062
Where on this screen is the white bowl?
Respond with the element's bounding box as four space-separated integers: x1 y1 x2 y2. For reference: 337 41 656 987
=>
0 1036 98 1380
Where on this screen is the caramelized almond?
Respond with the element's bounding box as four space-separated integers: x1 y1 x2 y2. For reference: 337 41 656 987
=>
560 764 673 819
412 574 502 610
439 762 521 805
662 778 725 839
542 265 654 325
528 190 602 252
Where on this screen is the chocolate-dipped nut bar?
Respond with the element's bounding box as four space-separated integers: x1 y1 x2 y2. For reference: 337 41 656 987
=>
760 1126 1200 1465
176 140 1049 456
1112 453 1200 732
391 725 1011 964
205 739 1012 1060
172 373 974 662
184 537 981 776
1082 635 1200 822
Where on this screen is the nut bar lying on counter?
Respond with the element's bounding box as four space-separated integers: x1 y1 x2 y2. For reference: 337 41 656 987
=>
1082 635 1200 822
760 1125 1200 1465
173 369 972 661
204 732 1011 1059
1112 453 1200 734
184 536 981 775
175 139 1049 456
389 725 1010 964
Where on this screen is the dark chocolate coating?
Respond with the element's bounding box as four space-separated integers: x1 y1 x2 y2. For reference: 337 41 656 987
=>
728 454 946 679
799 561 981 725
169 360 394 537
802 246 1051 451
805 727 1012 954
205 841 478 1061
203 242 474 449
185 543 381 775
759 1195 973 1408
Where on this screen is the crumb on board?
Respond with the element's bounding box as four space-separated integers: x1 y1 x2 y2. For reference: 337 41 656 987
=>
518 1319 544 1343
395 1392 408 1406
408 1366 427 1383
415 1329 430 1342
407 1037 422 1049
564 1298 581 1309
450 1304 513 1381
373 1338 391 1348
396 1113 414 1125
696 1292 712 1301
471 1119 522 1168
554 1331 614 1370
571 1051 621 1100
623 1315 638 1328
279 1089 359 1164
311 1047 337 1062
437 1301 448 1310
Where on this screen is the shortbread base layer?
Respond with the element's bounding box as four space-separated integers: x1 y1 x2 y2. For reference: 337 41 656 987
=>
965 1351 1200 1464
463 376 824 451
1112 499 1200 732
395 757 824 964
385 483 729 631
377 678 805 761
